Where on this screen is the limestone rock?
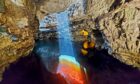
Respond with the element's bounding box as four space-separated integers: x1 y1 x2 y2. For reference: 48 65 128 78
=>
0 0 38 81
0 0 5 13
87 0 140 67
36 0 85 21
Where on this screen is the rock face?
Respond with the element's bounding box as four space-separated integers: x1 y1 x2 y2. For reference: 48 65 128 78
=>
36 0 85 21
36 0 75 21
86 0 140 67
0 0 38 81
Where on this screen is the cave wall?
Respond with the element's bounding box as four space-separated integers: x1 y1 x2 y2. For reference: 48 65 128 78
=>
86 0 140 67
71 0 140 67
35 0 85 21
0 0 38 81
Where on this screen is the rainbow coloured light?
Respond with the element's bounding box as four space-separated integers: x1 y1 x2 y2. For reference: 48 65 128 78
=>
57 55 88 84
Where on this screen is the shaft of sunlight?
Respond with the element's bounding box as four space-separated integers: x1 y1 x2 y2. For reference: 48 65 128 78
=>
56 11 87 84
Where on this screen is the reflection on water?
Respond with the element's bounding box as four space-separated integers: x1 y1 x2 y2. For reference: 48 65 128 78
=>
34 40 59 73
